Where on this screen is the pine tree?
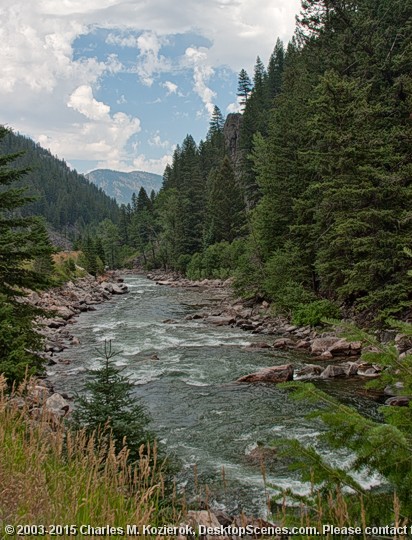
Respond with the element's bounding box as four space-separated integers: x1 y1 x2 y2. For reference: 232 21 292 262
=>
130 187 157 266
81 236 100 276
72 341 154 463
179 135 205 256
98 219 121 269
267 39 285 100
237 69 252 110
208 105 225 136
294 69 412 314
205 156 246 244
0 126 55 383
155 188 187 269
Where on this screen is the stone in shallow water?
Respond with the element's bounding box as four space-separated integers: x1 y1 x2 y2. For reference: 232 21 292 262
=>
320 364 347 378
236 364 294 384
206 315 235 326
296 364 323 379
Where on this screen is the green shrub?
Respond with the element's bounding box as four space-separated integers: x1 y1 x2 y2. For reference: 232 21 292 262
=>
292 299 341 327
176 254 192 273
64 258 76 273
262 245 315 312
186 240 246 281
186 252 203 280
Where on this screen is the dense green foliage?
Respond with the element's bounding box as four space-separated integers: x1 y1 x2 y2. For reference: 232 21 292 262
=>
244 0 412 320
109 106 247 275
0 129 120 234
0 127 55 383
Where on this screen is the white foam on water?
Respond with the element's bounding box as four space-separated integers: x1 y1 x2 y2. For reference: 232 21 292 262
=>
96 333 117 342
132 374 161 385
65 367 87 375
121 347 142 356
87 358 103 370
92 320 124 331
182 379 210 387
114 359 128 367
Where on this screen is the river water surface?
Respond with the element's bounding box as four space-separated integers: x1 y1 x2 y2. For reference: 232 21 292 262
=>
48 275 381 515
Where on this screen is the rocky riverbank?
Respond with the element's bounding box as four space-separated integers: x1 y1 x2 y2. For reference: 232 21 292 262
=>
9 272 130 423
27 271 128 368
147 270 411 403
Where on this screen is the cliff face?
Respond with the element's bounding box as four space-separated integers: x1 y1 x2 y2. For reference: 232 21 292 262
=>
223 113 243 170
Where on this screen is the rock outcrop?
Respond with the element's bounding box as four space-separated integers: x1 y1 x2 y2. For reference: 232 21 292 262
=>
223 113 243 168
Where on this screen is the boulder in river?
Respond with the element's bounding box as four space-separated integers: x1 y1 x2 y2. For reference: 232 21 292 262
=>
237 364 293 384
111 283 128 294
246 341 271 349
310 337 340 354
320 364 347 378
296 364 323 379
206 315 235 326
311 337 356 357
272 337 294 349
99 281 113 293
327 338 352 355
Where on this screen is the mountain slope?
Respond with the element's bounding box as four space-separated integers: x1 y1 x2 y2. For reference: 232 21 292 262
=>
86 169 163 205
0 129 120 234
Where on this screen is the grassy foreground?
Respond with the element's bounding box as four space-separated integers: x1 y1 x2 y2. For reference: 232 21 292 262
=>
0 376 177 539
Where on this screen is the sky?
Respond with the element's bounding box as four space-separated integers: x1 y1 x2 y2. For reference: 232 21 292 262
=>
0 0 301 176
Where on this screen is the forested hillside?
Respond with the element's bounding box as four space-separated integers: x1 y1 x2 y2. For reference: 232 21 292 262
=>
124 0 411 324
0 130 120 234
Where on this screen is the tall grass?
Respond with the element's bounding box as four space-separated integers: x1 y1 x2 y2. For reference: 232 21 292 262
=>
0 376 178 538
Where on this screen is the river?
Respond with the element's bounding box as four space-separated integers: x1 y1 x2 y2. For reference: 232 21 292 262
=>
47 275 381 516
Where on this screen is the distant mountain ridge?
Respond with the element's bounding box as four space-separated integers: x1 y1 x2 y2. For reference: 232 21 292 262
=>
86 169 163 205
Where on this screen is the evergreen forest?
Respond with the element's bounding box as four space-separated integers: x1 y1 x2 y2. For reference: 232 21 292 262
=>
113 0 412 325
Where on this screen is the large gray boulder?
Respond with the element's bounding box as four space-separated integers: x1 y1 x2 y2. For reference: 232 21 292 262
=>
45 393 71 417
112 283 128 294
296 364 323 379
237 364 294 384
320 365 347 378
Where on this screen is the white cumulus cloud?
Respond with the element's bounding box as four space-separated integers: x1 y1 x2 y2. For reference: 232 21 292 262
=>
0 0 300 172
162 80 178 95
185 47 216 116
37 86 141 166
68 85 111 120
148 131 171 149
135 31 170 86
132 153 172 175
